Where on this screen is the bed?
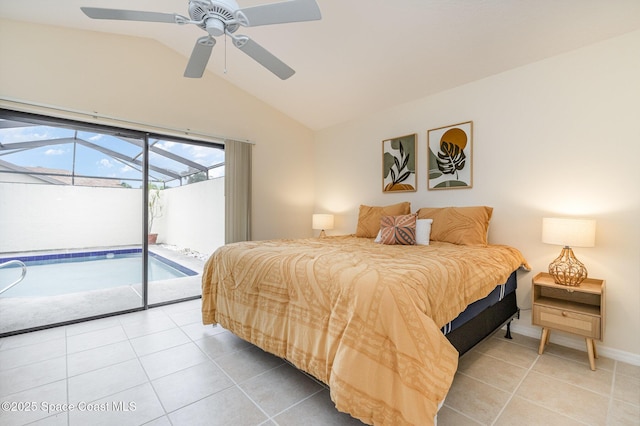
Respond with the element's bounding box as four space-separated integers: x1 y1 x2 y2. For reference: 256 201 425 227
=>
201 205 529 425
443 269 519 355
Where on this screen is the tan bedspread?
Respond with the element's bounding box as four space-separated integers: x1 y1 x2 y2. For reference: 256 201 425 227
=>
201 236 528 425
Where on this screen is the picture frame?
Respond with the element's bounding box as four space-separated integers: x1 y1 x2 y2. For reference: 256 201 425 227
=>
382 133 417 193
427 121 473 190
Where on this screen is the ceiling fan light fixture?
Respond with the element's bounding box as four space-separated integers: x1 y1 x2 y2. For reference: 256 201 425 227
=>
205 18 225 36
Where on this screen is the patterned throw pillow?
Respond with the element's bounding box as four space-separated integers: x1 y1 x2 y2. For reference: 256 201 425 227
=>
379 214 417 245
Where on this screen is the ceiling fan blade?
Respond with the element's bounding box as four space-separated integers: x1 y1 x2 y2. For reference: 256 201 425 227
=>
184 37 216 78
80 7 178 24
235 0 321 27
233 36 295 80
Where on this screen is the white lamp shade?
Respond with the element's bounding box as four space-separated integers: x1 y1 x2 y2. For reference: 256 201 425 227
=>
542 217 596 248
312 214 334 230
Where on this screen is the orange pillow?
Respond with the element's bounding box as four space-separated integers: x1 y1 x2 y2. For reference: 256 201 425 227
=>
356 202 411 238
416 206 493 246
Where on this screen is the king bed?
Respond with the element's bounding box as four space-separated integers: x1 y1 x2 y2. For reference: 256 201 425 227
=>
201 204 529 425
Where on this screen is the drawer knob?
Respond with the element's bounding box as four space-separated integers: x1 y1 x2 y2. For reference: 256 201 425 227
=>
562 311 568 317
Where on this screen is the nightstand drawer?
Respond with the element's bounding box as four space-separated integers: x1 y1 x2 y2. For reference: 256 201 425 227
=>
533 305 601 339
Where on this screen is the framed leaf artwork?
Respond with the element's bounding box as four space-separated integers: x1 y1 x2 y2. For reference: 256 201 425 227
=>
427 121 473 190
382 134 417 193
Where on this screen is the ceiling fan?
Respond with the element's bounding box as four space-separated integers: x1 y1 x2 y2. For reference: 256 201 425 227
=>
80 0 321 79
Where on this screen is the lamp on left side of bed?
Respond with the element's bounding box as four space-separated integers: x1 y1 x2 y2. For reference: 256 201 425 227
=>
312 214 334 238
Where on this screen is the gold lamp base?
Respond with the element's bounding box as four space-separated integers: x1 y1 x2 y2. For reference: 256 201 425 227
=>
548 246 588 286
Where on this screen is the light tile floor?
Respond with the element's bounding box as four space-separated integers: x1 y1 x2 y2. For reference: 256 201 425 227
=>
0 299 638 426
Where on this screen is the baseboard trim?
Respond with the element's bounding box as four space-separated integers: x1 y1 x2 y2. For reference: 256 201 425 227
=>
507 314 640 366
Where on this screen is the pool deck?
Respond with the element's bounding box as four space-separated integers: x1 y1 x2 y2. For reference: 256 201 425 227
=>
0 245 209 335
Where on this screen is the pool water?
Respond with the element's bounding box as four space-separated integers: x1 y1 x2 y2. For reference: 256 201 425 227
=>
0 250 198 298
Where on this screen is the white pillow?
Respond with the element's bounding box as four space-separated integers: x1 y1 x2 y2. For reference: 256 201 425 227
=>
416 218 433 245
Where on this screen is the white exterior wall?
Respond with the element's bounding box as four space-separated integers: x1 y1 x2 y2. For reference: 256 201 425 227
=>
155 177 225 255
0 183 143 252
0 179 224 254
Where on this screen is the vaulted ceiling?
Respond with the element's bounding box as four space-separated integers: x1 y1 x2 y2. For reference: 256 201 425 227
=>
2 0 640 130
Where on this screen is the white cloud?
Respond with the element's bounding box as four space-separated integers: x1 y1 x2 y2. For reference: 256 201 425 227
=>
183 145 225 164
98 158 113 168
187 145 209 159
155 141 176 150
45 148 65 156
0 125 66 144
1 128 50 143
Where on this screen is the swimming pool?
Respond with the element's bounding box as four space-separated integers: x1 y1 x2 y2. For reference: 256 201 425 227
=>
0 249 198 298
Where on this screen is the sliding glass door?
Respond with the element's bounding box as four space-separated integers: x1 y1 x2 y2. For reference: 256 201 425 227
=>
0 113 146 334
0 111 226 335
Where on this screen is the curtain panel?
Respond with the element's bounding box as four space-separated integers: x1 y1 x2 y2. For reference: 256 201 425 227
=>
224 139 252 243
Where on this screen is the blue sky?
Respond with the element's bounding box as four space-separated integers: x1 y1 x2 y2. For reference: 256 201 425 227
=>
0 124 225 187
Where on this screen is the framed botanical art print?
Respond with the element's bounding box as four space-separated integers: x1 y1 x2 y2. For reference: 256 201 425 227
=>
427 121 472 190
382 133 417 193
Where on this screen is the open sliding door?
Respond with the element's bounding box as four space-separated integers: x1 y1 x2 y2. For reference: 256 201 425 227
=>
144 135 225 306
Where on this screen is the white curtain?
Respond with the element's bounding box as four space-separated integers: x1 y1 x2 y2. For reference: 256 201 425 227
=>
224 139 252 243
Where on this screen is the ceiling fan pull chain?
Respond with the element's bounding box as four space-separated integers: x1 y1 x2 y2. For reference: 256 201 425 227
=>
224 33 228 75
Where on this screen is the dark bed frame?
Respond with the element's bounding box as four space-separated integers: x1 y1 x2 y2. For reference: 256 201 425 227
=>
445 273 520 356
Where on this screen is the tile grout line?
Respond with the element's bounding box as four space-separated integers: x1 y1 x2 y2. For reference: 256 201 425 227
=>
65 310 194 425
473 348 538 371
143 303 210 425
185 321 332 425
126 307 198 425
509 356 605 426
131 317 172 422
209 353 283 424
13 306 631 426
439 404 482 425
147 304 226 424
526 363 615 399
267 387 327 425
2 306 196 426
489 353 541 426
183 324 337 426
67 311 166 424
606 360 617 423
65 326 70 426
164 320 276 423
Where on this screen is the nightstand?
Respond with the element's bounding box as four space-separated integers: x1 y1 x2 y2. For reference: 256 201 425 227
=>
532 272 605 370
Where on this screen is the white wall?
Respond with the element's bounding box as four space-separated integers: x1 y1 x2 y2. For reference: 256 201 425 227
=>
0 183 143 252
155 178 225 255
0 19 315 241
0 180 224 254
315 31 640 359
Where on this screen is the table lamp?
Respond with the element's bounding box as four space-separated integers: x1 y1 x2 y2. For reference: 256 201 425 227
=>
312 214 334 238
542 217 596 286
